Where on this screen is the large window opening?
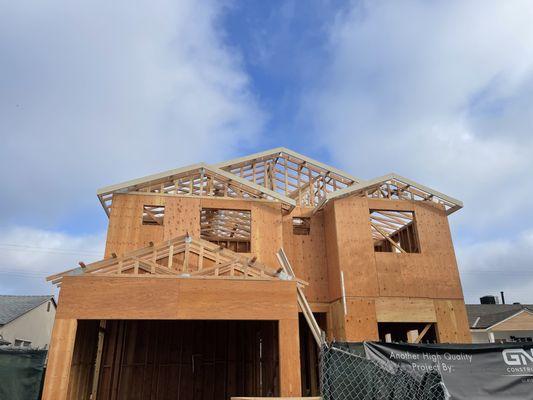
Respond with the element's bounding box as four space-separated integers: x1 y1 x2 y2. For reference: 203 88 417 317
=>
370 210 420 253
200 208 251 252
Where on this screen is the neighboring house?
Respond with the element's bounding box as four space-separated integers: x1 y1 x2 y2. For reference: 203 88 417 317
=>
467 303 533 343
0 295 56 349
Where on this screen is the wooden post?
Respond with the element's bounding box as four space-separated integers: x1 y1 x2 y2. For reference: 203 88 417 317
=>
41 318 78 400
407 329 419 343
278 318 301 397
90 320 106 399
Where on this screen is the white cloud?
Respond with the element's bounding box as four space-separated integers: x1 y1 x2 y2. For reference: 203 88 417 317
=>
457 230 533 304
306 0 533 301
0 0 264 224
308 0 533 231
0 227 105 295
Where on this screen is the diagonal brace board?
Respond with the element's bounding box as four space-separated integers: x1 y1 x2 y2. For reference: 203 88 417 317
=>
276 248 325 347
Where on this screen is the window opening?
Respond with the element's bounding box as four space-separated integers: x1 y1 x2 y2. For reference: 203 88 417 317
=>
201 208 251 253
142 205 165 225
370 210 420 253
292 217 311 235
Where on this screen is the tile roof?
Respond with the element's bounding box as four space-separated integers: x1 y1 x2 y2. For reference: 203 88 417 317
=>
0 295 53 325
466 304 533 329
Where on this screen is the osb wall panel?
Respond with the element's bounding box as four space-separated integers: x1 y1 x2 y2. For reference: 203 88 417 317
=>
375 298 437 323
56 276 298 321
251 202 283 269
163 196 202 239
327 298 379 342
326 197 379 298
434 299 471 343
414 201 464 299
344 298 379 341
282 207 329 302
105 194 283 269
104 194 166 257
327 299 345 342
371 199 464 299
323 203 342 302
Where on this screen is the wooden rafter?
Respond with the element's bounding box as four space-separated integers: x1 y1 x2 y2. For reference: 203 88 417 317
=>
317 173 463 215
215 148 360 207
97 163 296 216
201 208 251 243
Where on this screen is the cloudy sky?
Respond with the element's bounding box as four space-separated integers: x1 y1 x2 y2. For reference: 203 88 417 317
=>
1 0 532 304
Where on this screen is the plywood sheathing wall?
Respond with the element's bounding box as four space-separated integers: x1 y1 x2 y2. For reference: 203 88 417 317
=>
324 198 379 299
324 196 470 343
325 196 465 300
434 299 471 342
282 207 329 303
56 276 298 321
105 194 283 268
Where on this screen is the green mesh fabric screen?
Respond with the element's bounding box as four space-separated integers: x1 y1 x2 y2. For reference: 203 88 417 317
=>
320 343 445 400
0 348 47 400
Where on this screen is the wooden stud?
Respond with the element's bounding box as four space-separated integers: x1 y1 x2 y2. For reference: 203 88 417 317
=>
41 319 78 400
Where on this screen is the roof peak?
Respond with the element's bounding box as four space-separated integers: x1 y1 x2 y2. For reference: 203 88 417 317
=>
214 146 362 183
94 147 462 216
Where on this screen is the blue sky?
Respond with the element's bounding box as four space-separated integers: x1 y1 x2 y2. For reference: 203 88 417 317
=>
1 0 532 303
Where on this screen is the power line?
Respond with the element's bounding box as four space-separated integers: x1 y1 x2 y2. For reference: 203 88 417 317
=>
0 271 48 278
0 243 102 256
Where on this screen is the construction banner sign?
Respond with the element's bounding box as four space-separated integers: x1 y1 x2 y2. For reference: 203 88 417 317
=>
364 342 533 399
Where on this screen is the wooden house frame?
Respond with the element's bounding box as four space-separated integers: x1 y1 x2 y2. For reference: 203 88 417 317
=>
42 148 471 400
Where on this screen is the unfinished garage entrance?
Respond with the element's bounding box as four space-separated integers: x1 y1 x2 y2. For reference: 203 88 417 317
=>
93 320 279 400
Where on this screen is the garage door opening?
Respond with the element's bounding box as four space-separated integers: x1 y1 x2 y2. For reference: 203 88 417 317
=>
69 320 280 400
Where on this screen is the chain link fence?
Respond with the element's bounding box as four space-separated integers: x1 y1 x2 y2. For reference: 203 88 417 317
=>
320 343 447 400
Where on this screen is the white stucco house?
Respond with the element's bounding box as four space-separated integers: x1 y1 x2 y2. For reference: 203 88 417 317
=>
0 295 56 349
467 303 533 343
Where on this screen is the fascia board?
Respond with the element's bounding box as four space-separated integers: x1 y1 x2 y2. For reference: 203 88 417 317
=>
322 173 463 211
97 163 207 196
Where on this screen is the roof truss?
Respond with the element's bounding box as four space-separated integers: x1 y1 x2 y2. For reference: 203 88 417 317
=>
97 163 296 216
96 149 462 216
317 173 463 215
214 147 361 207
200 208 251 242
370 210 421 253
47 235 306 286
